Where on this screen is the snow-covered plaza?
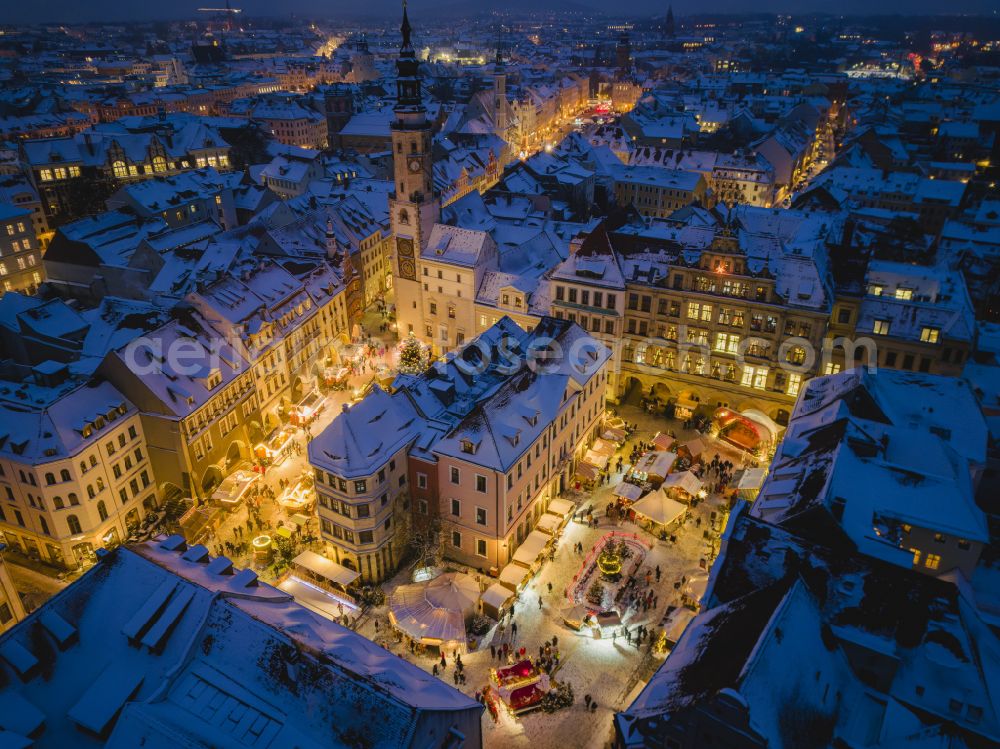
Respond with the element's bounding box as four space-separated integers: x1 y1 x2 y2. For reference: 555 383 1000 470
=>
349 402 751 748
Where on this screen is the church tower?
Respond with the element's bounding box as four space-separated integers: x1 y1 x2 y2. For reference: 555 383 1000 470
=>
389 0 439 341
665 5 676 38
493 37 509 157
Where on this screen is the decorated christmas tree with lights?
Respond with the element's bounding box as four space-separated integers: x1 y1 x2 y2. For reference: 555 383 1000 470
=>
397 333 427 374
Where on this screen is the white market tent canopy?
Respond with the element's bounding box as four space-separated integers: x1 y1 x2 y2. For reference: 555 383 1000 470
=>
480 583 514 615
389 572 480 647
512 530 551 568
612 482 644 502
635 451 677 480
291 550 360 588
660 470 705 498
499 563 531 591
547 497 575 517
536 513 562 535
631 488 687 528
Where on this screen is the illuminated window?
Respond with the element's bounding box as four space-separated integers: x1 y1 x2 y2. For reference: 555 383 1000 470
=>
872 319 890 336
894 287 913 300
741 366 768 390
920 327 939 343
787 373 802 396
925 554 941 570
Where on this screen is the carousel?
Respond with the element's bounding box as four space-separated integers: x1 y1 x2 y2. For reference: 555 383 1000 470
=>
713 408 781 454
388 572 480 653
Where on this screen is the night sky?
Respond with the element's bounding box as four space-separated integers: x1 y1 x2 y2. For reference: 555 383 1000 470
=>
5 0 999 25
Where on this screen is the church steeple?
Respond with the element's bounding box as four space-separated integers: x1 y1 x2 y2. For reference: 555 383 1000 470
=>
395 0 422 110
665 5 676 38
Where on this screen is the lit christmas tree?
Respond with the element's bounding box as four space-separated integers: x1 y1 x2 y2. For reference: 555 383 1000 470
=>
397 333 427 374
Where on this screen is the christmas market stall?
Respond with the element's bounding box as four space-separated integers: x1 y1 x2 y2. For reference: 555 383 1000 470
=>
489 660 551 715
278 550 361 613
734 467 768 502
546 497 575 527
573 460 600 488
511 530 552 574
631 451 677 487
662 607 697 649
254 425 296 467
612 481 644 503
323 366 350 390
672 395 699 420
680 569 710 611
678 438 707 464
210 464 259 506
498 563 532 594
290 389 326 427
276 477 314 513
480 582 515 620
652 431 676 452
630 488 688 535
589 438 617 461
535 513 562 536
388 572 480 653
658 470 705 503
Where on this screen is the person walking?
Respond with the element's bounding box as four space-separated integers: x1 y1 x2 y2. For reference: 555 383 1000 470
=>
490 644 496 659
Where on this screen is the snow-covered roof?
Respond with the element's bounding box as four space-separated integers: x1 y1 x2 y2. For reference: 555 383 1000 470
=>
0 538 481 749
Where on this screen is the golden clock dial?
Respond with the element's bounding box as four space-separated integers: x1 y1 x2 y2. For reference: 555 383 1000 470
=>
397 237 414 256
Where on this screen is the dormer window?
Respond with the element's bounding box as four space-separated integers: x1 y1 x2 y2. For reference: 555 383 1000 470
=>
206 371 222 390
461 439 479 454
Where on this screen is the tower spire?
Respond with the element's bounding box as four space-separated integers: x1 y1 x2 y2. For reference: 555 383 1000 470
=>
395 0 422 109
400 0 412 51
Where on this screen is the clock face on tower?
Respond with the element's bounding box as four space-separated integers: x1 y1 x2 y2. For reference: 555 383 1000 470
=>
408 157 422 173
399 257 416 280
397 237 414 257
